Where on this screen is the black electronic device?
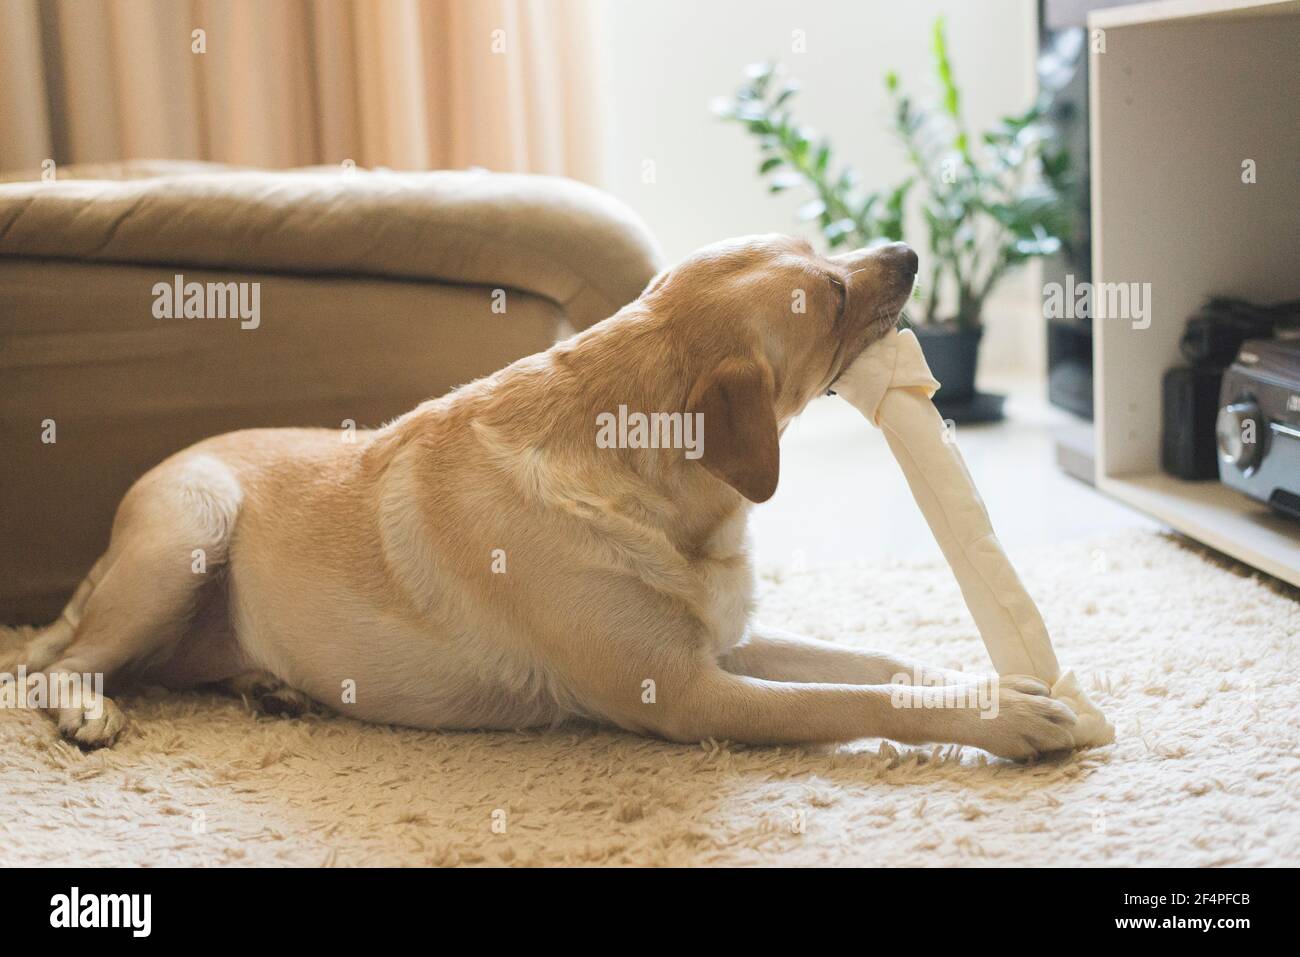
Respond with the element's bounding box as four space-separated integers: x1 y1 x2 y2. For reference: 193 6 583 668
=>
1216 338 1300 520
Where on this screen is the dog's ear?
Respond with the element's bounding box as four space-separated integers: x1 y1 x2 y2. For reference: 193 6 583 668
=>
687 356 779 503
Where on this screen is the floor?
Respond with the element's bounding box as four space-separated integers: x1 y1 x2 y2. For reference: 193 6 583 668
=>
4 376 1297 867
751 375 1159 570
6 527 1295 866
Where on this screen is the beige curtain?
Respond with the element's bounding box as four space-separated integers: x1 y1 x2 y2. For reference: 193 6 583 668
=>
0 0 603 182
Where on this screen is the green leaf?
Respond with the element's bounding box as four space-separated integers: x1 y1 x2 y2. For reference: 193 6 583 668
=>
789 129 810 162
829 217 868 249
932 17 960 119
891 179 911 206
824 218 858 241
798 198 827 221
773 82 800 108
1041 149 1070 181
1014 234 1062 257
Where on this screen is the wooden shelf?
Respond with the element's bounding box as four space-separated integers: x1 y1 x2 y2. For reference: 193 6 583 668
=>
1089 0 1298 27
1100 473 1300 586
1089 0 1300 586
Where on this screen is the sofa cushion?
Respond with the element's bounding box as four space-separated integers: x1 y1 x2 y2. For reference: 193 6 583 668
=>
0 166 663 332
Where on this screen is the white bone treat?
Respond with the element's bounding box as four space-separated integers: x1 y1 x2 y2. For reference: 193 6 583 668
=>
833 329 1114 750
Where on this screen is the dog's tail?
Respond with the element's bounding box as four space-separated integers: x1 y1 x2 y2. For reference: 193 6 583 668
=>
0 555 109 675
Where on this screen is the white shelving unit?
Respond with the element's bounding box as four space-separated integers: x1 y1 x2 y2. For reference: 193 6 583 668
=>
1089 0 1300 587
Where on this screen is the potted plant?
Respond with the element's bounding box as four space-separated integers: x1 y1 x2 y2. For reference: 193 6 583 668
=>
713 17 1074 420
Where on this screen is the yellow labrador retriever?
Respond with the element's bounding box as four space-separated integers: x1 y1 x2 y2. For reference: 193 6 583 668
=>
17 235 1075 759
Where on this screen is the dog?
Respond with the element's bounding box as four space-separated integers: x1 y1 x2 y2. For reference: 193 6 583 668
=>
12 234 1076 759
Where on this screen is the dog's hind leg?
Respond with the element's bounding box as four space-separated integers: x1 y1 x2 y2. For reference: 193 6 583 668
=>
0 555 110 676
221 671 325 718
37 453 244 749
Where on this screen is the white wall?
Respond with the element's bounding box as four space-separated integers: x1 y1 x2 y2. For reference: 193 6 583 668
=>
592 0 1045 378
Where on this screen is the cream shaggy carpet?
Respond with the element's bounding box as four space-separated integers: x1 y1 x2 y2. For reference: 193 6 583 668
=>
2 529 1297 867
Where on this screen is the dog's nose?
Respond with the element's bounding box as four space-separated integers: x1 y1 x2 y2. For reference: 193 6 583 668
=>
881 241 919 276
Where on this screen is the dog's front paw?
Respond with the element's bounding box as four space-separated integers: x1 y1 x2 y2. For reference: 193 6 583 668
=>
998 674 1051 697
55 696 126 750
961 685 1076 761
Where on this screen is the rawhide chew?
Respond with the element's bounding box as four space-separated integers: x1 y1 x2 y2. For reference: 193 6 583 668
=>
832 329 1114 750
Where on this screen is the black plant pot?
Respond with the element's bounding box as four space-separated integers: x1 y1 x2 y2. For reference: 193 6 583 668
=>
912 323 1005 424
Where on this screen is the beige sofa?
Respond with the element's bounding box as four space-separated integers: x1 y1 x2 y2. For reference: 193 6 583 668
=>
0 161 662 623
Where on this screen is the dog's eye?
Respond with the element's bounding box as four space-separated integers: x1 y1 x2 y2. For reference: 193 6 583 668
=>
828 275 847 321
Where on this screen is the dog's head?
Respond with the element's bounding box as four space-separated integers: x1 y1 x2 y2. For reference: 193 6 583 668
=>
643 234 916 503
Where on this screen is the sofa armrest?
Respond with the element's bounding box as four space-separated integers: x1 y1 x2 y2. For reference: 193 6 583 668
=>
0 167 663 331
